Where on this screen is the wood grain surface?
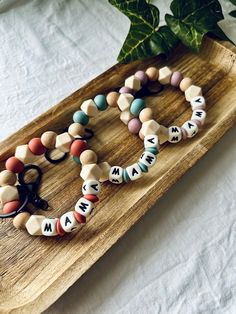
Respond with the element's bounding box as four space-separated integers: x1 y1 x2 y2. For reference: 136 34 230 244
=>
0 37 236 314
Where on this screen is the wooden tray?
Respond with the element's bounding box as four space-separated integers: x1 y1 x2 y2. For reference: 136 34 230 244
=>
0 37 235 314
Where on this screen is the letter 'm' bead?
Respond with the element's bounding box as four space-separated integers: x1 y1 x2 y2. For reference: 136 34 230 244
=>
168 126 182 143
75 197 94 217
41 218 58 236
109 166 123 184
139 151 156 168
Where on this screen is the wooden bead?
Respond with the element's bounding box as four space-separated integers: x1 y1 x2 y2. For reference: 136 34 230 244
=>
185 85 202 102
25 215 45 236
140 120 160 137
6 156 24 173
80 164 102 180
106 92 119 107
82 180 101 195
3 200 21 214
55 132 73 153
0 170 17 186
179 77 193 92
168 126 182 143
80 149 97 165
41 218 58 236
41 131 57 149
120 111 133 125
98 162 111 182
13 212 30 230
125 75 141 91
75 197 94 217
68 123 85 138
126 163 142 181
15 145 35 164
117 93 134 111
139 108 153 123
109 166 123 184
139 151 156 168
144 135 159 149
190 96 206 110
158 66 172 85
70 140 87 157
145 67 159 81
0 186 19 204
181 120 199 138
28 138 46 155
81 99 99 117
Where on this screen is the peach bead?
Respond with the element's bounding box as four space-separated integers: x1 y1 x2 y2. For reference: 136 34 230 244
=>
139 130 145 141
28 138 46 155
179 77 193 92
3 200 21 214
139 108 153 123
145 67 159 81
13 212 31 230
41 131 57 149
0 170 17 186
106 92 119 107
6 157 24 173
68 123 85 138
80 149 98 165
70 140 87 157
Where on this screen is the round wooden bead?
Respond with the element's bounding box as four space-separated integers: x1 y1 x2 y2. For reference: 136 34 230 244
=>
0 170 17 186
80 149 98 165
145 67 159 81
139 108 153 123
28 138 46 155
13 212 31 230
3 200 21 214
41 131 57 149
70 140 87 157
128 118 142 134
68 123 85 138
106 92 119 107
139 130 145 141
6 157 24 173
179 77 193 92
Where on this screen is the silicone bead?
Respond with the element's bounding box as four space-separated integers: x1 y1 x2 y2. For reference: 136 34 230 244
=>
122 169 130 182
119 86 133 94
70 140 87 157
168 126 182 143
60 211 79 233
109 166 123 184
185 85 202 102
73 110 89 125
56 219 66 236
0 170 17 186
191 109 206 125
106 91 119 107
139 108 153 123
13 212 30 230
41 218 58 236
73 211 86 224
68 123 85 138
6 157 24 173
94 94 108 111
146 147 158 155
80 164 102 181
82 180 101 195
15 145 36 164
181 120 199 138
41 131 57 149
190 96 206 110
75 197 94 217
80 149 97 165
120 111 133 125
98 162 111 182
134 70 148 85
55 132 73 153
130 98 145 117
125 75 141 91
25 215 45 236
145 67 159 81
170 71 183 87
139 151 156 168
144 135 159 149
0 186 19 204
179 77 192 92
3 200 21 214
84 194 99 203
140 120 160 136
158 66 172 85
138 162 148 173
126 163 142 181
28 138 46 155
81 99 99 117
73 156 81 164
117 93 134 111
128 118 142 134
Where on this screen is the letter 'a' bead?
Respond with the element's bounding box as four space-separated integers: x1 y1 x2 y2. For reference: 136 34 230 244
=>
25 215 45 236
181 120 199 138
139 151 156 168
60 211 79 233
190 96 206 110
75 197 94 217
191 109 207 125
82 180 101 195
168 126 182 143
41 218 58 236
126 163 142 181
109 166 123 184
144 135 159 149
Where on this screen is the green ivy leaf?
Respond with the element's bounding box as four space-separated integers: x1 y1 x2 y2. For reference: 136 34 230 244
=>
165 0 228 52
109 0 179 62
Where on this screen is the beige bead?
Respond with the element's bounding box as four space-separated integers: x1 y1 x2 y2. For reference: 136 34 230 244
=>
80 150 98 165
139 108 153 123
15 145 35 164
106 92 119 107
185 85 202 102
117 93 134 111
68 123 85 138
125 75 141 91
81 99 99 117
98 162 111 182
120 111 133 125
179 77 193 92
158 66 172 85
55 132 73 153
159 125 169 144
25 215 45 236
140 120 160 137
13 212 31 230
41 131 57 149
0 170 17 186
80 164 102 181
145 67 159 81
139 130 145 141
0 186 19 204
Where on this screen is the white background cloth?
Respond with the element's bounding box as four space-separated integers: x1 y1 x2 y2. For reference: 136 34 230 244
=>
0 1 235 313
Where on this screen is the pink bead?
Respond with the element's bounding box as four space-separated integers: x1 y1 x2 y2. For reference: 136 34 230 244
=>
181 127 188 140
134 71 148 85
191 119 202 128
171 71 183 87
128 118 142 134
119 86 134 94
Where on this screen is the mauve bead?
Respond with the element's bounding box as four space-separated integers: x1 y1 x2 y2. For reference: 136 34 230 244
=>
171 71 183 87
135 71 148 86
181 127 188 140
119 86 133 94
128 118 142 134
191 119 202 128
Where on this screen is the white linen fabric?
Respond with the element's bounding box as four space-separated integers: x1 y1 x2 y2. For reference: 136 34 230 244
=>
0 1 235 313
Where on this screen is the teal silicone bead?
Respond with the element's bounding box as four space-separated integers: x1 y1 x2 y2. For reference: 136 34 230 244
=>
138 162 148 173
123 168 130 182
73 156 81 164
130 98 145 117
73 110 89 125
146 147 159 155
94 94 108 111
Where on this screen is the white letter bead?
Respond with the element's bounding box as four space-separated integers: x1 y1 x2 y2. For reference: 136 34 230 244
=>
126 163 142 181
80 99 99 117
158 66 172 85
75 197 94 217
117 93 134 111
190 96 206 110
60 211 79 233
25 215 45 236
82 180 101 195
125 75 141 91
144 135 159 149
139 151 156 168
182 120 198 138
191 109 206 125
109 166 123 184
185 85 202 102
168 126 182 143
41 218 58 236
